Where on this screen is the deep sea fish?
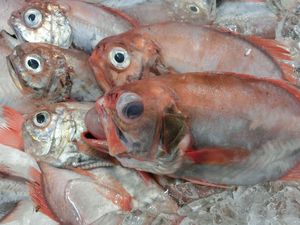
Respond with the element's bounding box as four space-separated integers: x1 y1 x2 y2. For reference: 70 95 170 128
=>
8 42 103 102
214 1 278 38
89 22 293 92
88 72 300 186
20 102 112 169
28 163 185 225
9 0 138 52
94 0 216 26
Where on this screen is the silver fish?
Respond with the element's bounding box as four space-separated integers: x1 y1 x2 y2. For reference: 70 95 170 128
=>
22 102 108 169
9 0 135 52
8 42 103 102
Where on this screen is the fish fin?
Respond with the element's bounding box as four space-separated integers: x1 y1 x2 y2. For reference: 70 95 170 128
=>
88 3 140 28
185 148 249 166
184 178 230 189
243 35 295 82
280 161 300 181
28 167 59 222
0 106 24 149
72 168 132 211
210 26 295 83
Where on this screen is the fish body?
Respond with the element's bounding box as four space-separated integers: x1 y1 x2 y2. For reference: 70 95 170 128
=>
8 42 102 102
215 1 278 38
96 0 216 26
22 102 108 168
28 163 185 225
9 0 135 52
90 22 293 92
93 72 300 185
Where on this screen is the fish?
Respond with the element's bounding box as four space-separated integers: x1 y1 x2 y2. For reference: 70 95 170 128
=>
19 102 112 169
7 42 103 102
89 72 300 186
89 22 294 92
214 1 278 38
93 0 217 26
9 0 138 52
28 163 186 225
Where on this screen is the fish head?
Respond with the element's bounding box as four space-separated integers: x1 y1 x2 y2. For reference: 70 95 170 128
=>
22 103 81 167
90 32 162 92
9 0 72 48
95 81 190 174
167 0 216 23
7 43 71 101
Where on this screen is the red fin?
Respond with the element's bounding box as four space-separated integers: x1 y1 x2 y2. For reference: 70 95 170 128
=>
185 148 249 166
28 167 59 222
184 178 229 189
90 3 140 28
280 161 300 181
73 168 132 211
209 26 294 83
0 106 24 149
243 35 294 82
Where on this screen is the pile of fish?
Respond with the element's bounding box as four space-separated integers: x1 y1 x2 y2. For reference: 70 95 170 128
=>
1 0 300 224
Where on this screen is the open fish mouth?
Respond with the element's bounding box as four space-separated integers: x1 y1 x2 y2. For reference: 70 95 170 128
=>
6 55 25 93
81 131 109 153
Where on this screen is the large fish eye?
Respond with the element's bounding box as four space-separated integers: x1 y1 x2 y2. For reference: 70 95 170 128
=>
117 92 143 122
24 8 43 28
32 111 51 128
187 4 200 14
109 47 130 70
25 55 42 73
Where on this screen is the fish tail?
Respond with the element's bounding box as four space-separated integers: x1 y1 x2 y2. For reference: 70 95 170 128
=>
0 105 24 149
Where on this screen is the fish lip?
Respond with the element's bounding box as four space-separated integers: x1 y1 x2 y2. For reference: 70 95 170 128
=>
6 55 25 93
81 131 109 153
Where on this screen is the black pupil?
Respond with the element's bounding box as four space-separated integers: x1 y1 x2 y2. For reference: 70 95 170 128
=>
36 113 46 124
123 102 144 120
190 5 198 12
114 52 125 63
28 13 36 22
27 59 39 70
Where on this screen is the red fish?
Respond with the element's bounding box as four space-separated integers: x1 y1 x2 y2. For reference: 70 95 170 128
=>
89 22 294 92
89 72 300 186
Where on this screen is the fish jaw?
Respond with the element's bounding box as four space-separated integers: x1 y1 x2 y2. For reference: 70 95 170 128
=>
95 97 128 156
82 107 109 153
6 55 26 95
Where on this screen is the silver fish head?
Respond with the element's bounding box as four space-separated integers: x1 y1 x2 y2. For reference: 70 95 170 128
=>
9 0 73 48
22 103 91 167
7 43 71 101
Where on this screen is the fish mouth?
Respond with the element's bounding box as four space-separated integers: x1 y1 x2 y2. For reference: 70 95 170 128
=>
6 55 25 93
81 131 109 153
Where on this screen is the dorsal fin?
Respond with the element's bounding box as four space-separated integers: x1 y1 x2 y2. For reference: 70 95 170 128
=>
87 2 140 28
